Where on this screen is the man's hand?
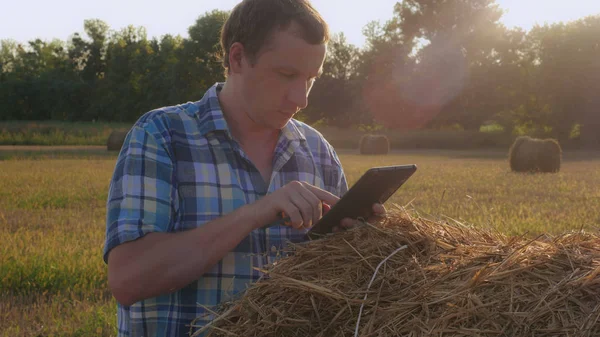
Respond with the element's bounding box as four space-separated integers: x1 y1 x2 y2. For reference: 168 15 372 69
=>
331 203 386 233
250 181 340 230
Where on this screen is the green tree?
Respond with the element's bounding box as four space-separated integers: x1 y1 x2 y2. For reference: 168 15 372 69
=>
89 25 152 122
69 19 110 84
0 38 82 120
527 16 600 144
174 9 229 102
304 33 366 127
139 35 185 109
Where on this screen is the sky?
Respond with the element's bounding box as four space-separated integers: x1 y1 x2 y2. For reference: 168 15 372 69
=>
1 0 600 49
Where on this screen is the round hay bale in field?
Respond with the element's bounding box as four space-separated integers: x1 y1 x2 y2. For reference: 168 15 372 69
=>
359 134 390 155
107 130 128 152
508 136 529 172
509 136 562 173
539 138 562 172
191 209 600 337
509 136 532 172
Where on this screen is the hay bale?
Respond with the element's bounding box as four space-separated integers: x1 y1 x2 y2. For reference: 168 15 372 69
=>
191 210 600 337
509 136 562 173
540 138 562 172
106 130 128 152
359 134 390 155
508 136 531 172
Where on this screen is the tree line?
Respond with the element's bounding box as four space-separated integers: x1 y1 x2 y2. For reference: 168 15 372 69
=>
1 0 599 147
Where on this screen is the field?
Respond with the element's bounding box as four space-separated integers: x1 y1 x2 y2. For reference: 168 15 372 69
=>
1 120 583 150
1 147 599 336
0 121 134 146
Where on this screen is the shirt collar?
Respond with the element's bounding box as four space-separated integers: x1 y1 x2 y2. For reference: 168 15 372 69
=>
194 82 231 137
194 82 306 143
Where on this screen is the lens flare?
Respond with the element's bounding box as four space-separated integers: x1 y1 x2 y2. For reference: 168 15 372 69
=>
363 36 468 130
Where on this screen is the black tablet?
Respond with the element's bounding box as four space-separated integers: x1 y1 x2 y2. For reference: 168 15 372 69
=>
306 164 417 239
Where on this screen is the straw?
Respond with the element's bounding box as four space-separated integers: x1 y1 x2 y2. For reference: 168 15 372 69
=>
190 208 600 337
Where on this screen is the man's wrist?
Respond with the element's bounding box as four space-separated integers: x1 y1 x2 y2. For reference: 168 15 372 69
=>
238 203 262 231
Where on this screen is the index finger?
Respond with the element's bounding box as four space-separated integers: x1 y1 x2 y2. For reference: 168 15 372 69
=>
300 182 340 206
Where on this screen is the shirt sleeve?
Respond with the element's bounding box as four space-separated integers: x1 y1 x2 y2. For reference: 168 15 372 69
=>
103 121 177 264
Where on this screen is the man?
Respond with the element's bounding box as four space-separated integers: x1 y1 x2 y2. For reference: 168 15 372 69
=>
103 0 385 336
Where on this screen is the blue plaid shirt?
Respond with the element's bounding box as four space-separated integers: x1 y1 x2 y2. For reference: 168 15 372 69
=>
103 82 348 337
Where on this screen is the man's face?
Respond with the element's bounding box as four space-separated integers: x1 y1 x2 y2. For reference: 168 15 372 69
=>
238 22 326 130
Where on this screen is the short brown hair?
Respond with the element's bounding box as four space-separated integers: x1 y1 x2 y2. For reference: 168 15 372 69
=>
220 0 329 74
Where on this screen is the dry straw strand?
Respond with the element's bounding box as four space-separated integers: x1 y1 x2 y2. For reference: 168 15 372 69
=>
191 210 600 337
354 244 408 337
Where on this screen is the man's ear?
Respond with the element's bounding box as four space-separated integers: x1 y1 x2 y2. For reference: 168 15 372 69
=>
229 42 245 74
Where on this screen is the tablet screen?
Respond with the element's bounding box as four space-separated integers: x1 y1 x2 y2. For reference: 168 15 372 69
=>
306 164 417 238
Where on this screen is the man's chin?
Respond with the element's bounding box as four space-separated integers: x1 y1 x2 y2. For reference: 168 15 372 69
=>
275 115 294 128
274 120 290 130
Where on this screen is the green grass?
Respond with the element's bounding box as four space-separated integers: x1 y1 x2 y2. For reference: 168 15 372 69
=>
0 158 118 336
1 148 599 335
1 120 586 150
316 126 518 150
0 147 115 161
0 121 132 146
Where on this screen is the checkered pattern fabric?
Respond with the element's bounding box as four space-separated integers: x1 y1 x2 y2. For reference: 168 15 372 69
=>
103 82 348 336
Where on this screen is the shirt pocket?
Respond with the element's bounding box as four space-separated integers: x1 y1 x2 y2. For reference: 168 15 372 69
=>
174 142 247 231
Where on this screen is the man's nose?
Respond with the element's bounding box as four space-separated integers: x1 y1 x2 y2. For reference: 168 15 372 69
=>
287 80 309 109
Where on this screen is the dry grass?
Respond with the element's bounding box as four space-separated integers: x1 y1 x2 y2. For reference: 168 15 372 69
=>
191 209 600 336
337 149 600 235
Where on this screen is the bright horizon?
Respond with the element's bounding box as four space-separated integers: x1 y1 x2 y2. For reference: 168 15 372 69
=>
2 0 600 49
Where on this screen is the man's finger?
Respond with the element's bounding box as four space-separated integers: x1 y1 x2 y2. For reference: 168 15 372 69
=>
301 182 340 206
289 193 313 228
372 203 386 215
340 218 356 229
296 185 323 225
322 202 331 214
281 205 303 229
